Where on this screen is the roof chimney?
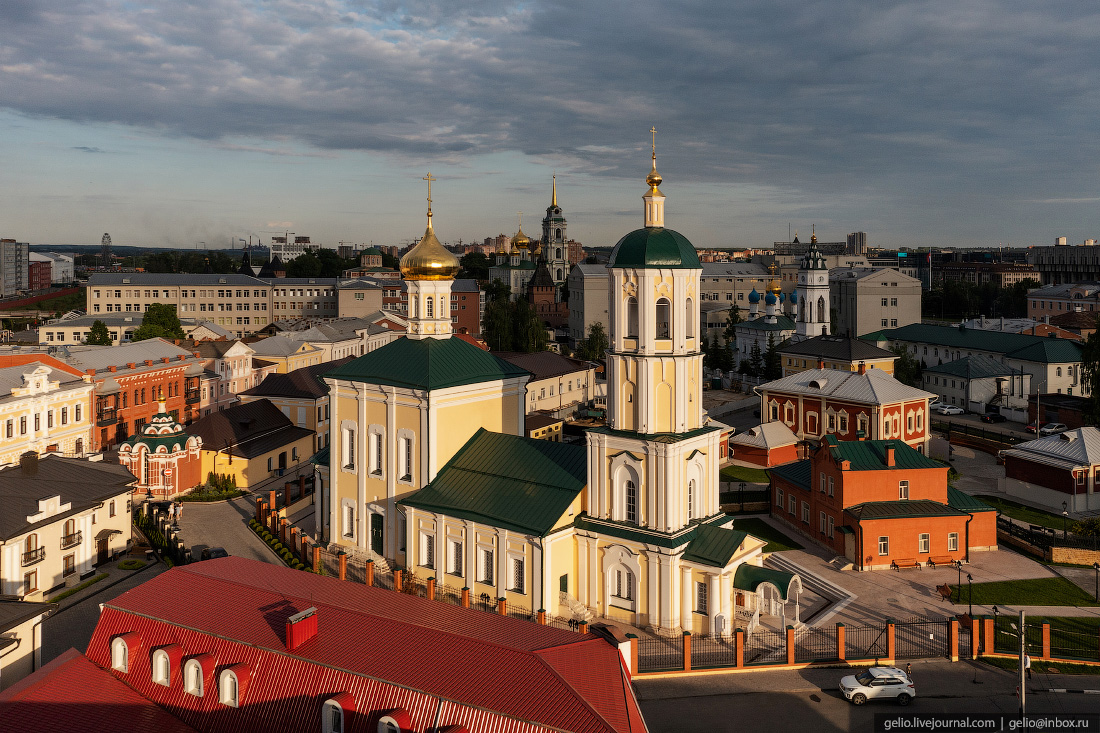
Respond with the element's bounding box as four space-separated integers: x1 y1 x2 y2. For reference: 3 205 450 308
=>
885 442 895 467
817 358 825 370
20 451 39 476
858 360 866 375
286 607 318 651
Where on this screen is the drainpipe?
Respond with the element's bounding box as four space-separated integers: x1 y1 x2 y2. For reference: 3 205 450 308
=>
964 514 973 563
857 522 865 572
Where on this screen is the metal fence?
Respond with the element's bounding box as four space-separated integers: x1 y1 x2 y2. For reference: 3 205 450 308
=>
743 629 787 666
894 619 949 659
993 617 1042 655
691 634 739 669
637 635 683 672
793 626 837 663
932 420 1025 446
1049 628 1100 662
845 625 887 660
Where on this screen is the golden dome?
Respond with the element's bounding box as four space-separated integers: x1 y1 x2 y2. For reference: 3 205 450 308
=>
512 227 530 249
646 126 663 190
400 218 460 281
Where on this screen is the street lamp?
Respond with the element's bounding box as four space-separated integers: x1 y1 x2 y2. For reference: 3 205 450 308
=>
967 573 973 617
1094 562 1099 602
739 481 746 511
954 559 964 604
1062 500 1069 540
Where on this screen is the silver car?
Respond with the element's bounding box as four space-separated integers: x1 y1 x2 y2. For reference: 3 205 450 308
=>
840 666 916 706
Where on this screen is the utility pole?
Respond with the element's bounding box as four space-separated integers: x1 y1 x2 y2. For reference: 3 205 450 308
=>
1019 610 1026 717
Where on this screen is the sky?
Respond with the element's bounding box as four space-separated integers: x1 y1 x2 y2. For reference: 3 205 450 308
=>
2 0 1099 252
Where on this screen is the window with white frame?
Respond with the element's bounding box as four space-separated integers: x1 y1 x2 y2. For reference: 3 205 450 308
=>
776 488 784 507
918 533 930 554
450 540 463 576
612 568 633 601
322 699 345 733
899 480 909 500
151 648 173 686
788 496 796 514
878 536 889 556
421 533 435 570
687 479 695 519
511 557 525 594
219 669 240 707
343 427 356 469
801 502 809 524
184 659 204 696
827 476 834 496
819 473 826 493
827 516 835 538
370 430 383 475
947 533 959 552
819 511 826 533
695 581 708 614
839 412 849 433
625 480 638 524
111 637 129 672
478 548 494 585
400 436 413 481
342 502 355 539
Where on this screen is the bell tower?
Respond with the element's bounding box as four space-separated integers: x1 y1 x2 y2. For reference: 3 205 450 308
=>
541 175 570 284
400 172 460 340
796 228 829 338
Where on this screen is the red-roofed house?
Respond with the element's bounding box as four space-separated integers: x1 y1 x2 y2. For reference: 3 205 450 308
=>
32 556 648 733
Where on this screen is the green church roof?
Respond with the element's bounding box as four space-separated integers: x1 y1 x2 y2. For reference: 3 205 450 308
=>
682 524 750 567
399 429 587 536
324 336 530 391
733 564 798 600
608 227 701 269
821 435 944 471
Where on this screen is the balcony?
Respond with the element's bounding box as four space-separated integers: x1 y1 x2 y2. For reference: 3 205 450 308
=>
96 408 118 427
185 389 201 405
61 531 82 549
22 547 45 566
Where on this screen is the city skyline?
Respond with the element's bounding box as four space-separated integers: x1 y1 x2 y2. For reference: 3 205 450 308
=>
2 1 1099 251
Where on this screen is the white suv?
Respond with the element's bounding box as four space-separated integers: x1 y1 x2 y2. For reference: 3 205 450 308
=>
840 667 915 706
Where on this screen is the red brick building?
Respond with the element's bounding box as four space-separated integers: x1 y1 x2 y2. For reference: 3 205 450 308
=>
118 403 204 499
770 436 997 570
28 260 51 291
757 366 935 453
728 421 800 467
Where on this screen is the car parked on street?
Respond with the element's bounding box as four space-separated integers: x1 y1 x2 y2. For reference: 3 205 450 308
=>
933 404 964 415
981 413 1007 423
200 547 229 561
1039 422 1068 436
840 667 916 706
1025 422 1039 433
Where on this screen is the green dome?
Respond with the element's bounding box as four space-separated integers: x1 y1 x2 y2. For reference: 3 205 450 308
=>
608 227 700 269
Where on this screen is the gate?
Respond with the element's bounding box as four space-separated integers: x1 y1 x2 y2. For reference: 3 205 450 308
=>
894 619 949 659
794 626 837 663
636 635 682 672
993 616 1042 655
845 624 887 660
743 629 786 666
691 634 738 669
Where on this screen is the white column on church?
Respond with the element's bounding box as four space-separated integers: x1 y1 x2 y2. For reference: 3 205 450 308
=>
680 566 694 632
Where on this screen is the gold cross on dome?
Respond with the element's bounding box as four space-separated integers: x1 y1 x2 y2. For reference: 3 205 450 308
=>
650 127 657 159
423 172 435 215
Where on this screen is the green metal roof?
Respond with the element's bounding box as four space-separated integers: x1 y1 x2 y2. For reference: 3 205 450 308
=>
311 446 330 466
947 486 997 513
767 460 811 490
924 354 1016 379
398 429 586 536
822 435 944 471
733 564 797 600
737 315 796 332
682 524 750 567
573 512 732 551
608 227 701 269
861 323 1083 364
324 336 530 391
845 500 969 520
585 424 722 444
119 433 189 452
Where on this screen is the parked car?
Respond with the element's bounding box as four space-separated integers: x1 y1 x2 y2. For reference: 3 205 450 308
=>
981 413 1007 423
840 667 916 706
200 547 229 561
933 404 964 415
1039 422 1068 436
1025 422 1039 433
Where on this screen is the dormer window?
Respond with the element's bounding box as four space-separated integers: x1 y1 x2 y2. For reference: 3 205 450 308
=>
111 637 128 672
151 645 181 686
184 657 211 697
377 709 411 733
323 693 357 733
219 665 249 707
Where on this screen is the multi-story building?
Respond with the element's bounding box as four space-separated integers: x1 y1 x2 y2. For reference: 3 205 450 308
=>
566 263 609 348
939 262 1038 288
0 362 94 467
242 336 323 373
757 365 935 452
27 261 50 291
0 240 29 297
1027 282 1100 318
921 355 1031 414
699 262 767 313
0 598 55 690
38 314 233 347
268 233 317 260
864 323 1087 397
769 436 997 570
335 278 385 318
190 340 277 414
1026 240 1100 285
778 335 896 377
829 267 922 337
0 454 135 601
29 252 74 284
495 351 598 417
239 357 353 453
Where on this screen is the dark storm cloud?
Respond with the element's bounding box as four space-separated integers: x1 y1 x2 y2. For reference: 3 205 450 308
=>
2 0 1099 239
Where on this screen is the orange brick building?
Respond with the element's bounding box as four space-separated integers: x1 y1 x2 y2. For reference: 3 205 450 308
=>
769 436 997 570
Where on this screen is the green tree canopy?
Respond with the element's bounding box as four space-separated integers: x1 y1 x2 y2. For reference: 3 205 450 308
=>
890 343 924 388
85 320 112 345
459 252 490 281
763 333 782 380
576 322 608 362
284 250 323 277
131 303 185 342
1079 315 1100 423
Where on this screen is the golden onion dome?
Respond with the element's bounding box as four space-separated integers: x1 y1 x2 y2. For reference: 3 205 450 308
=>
512 227 530 249
646 161 663 189
400 218 460 281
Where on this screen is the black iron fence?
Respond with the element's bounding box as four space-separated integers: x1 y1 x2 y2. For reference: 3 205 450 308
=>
845 625 887 661
932 420 1025 446
1050 628 1100 662
691 634 739 669
637 635 683 672
997 517 1100 551
894 619 949 659
794 626 838 663
743 629 787 666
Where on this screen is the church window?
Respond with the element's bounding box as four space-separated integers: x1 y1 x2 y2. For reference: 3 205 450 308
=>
370 432 383 475
686 297 695 339
625 480 638 524
342 503 354 539
426 297 433 318
343 428 356 469
612 569 633 601
511 557 525 594
817 296 825 324
450 541 463 576
626 297 639 338
655 298 671 339
687 479 696 519
479 548 494 585
695 582 708 614
400 437 413 481
420 534 434 570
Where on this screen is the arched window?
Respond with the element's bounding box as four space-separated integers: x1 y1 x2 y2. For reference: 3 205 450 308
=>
1057 367 1062 377
687 479 695 519
110 637 128 672
323 693 357 733
219 668 242 707
655 298 670 339
184 658 205 697
817 296 826 324
377 709 411 733
410 298 417 317
625 480 638 525
426 297 433 318
151 646 180 686
626 297 639 338
685 298 695 340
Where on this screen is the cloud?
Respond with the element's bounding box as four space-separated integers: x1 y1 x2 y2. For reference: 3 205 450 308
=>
71 146 105 153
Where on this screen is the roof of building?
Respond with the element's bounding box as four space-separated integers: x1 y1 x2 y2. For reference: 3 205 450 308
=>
400 429 586 536
821 435 945 471
83 558 645 733
737 314 796 332
608 227 701 269
240 357 354 400
189 340 251 359
1050 311 1100 330
845 499 970 520
245 335 321 357
829 267 921 284
0 363 88 403
529 261 556 288
732 564 798 601
525 413 564 432
185 400 314 459
55 340 201 376
119 404 197 454
0 599 56 632
1027 282 1100 298
0 353 85 377
862 323 1084 364
570 263 610 279
767 459 811 490
999 427 1100 470
701 262 767 276
494 351 592 381
923 354 1016 379
0 648 200 733
777 335 896 362
325 336 529 391
0 456 136 540
728 421 799 449
682 523 750 567
946 487 996 513
758 367 935 404
89 273 265 286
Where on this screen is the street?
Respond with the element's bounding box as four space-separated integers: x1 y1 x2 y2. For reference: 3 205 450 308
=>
636 659 1100 733
175 494 284 564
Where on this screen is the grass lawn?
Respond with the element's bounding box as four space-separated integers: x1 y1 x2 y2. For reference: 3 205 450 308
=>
948 577 1100 607
974 495 1067 532
731 517 803 553
12 289 85 314
720 465 771 484
982 656 1100 676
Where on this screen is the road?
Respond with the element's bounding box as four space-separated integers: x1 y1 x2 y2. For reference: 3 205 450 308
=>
175 494 283 564
636 660 1100 733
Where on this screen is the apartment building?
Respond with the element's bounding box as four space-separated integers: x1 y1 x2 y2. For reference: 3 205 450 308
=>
39 314 233 346
495 351 598 417
0 362 94 467
1026 241 1100 285
238 357 353 453
189 340 278 414
0 240 29 297
829 267 923 337
1027 282 1100 318
699 262 767 311
29 252 74 284
566 263 609 348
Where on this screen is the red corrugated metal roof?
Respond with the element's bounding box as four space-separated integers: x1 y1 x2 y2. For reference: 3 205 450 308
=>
0 648 198 733
84 557 647 733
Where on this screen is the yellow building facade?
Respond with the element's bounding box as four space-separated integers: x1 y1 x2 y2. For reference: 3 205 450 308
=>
0 364 94 468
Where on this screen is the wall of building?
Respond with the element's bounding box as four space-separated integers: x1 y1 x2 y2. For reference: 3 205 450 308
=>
0 610 50 691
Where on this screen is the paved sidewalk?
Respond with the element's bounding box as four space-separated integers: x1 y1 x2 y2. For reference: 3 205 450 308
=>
176 494 283 564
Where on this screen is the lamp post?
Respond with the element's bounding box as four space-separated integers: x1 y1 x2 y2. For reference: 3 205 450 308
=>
967 573 973 617
954 559 963 604
1094 562 1099 602
1062 500 1069 540
739 481 746 511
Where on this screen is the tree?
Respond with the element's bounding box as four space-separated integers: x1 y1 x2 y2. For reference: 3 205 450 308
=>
747 341 764 377
459 252 489 281
481 279 513 351
577 322 608 362
511 298 548 353
763 333 782 380
131 303 185 341
285 250 323 277
1079 316 1100 423
85 320 112 345
890 344 923 388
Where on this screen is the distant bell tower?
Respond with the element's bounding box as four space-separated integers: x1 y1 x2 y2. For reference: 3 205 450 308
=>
541 175 570 285
796 229 830 338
